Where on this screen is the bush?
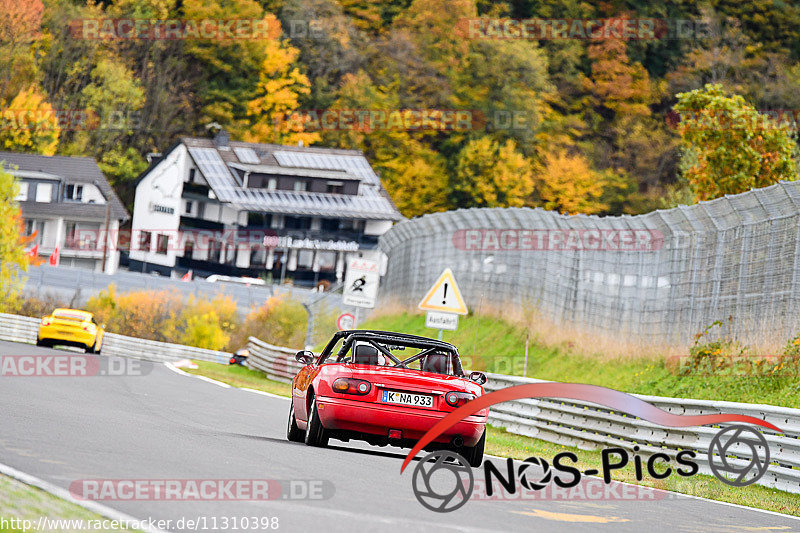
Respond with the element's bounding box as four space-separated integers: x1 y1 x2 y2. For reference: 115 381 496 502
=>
86 286 239 351
16 293 72 318
227 295 308 350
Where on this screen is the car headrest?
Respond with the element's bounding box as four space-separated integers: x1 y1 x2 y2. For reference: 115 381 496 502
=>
422 353 449 374
352 343 380 365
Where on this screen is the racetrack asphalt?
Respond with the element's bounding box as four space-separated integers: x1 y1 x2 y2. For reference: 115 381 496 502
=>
0 340 797 532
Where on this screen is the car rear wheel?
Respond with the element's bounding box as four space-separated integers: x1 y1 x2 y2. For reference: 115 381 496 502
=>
304 396 329 447
287 401 305 442
85 341 95 354
462 429 485 468
36 338 48 348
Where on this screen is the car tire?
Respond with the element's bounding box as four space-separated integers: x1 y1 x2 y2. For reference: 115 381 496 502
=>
287 401 305 442
304 396 329 447
462 429 486 468
85 342 95 354
36 338 46 347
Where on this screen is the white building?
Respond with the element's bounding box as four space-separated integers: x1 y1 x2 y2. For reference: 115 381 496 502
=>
129 132 403 285
1 151 130 273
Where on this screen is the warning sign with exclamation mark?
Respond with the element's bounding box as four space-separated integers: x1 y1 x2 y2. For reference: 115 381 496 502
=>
418 268 468 315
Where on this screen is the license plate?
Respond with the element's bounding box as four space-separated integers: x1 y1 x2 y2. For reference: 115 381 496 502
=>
381 390 433 407
57 331 71 335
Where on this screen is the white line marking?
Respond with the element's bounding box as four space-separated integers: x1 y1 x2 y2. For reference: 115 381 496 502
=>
0 460 171 533
241 387 290 400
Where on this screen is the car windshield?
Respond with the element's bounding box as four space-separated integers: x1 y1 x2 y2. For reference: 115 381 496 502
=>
318 332 464 376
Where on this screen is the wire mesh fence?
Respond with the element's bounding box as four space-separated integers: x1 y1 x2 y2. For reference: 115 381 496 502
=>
378 181 800 348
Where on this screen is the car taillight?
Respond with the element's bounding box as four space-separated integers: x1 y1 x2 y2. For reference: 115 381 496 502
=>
445 391 475 408
332 378 371 395
41 317 51 326
230 357 236 364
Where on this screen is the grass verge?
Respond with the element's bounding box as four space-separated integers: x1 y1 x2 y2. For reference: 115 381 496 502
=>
360 312 800 408
183 360 291 396
185 360 799 517
0 474 140 532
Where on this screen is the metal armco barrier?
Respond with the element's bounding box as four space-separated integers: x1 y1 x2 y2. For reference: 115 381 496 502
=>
0 313 229 364
485 373 800 495
245 336 302 383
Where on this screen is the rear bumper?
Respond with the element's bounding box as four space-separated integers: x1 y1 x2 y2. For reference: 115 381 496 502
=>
316 395 487 447
38 326 95 347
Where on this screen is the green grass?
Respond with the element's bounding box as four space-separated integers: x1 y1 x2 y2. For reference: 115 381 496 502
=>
485 426 800 517
0 474 140 532
360 312 800 408
183 361 292 396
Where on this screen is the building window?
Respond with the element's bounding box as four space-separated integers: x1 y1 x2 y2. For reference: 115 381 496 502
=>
188 168 196 182
320 218 339 232
156 234 169 254
297 250 314 269
64 184 83 201
35 183 52 203
318 251 336 271
293 180 308 192
326 181 344 194
185 200 193 215
284 216 311 230
24 219 41 244
139 231 152 252
250 247 267 266
16 182 28 201
183 240 194 258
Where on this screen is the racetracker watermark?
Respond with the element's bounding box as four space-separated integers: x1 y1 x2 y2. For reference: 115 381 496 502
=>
452 229 665 252
0 355 151 377
457 18 743 41
0 109 143 132
666 109 800 131
270 108 535 133
69 479 334 501
69 19 282 40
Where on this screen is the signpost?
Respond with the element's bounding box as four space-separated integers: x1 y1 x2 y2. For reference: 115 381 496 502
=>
418 268 468 339
337 313 355 331
342 258 380 327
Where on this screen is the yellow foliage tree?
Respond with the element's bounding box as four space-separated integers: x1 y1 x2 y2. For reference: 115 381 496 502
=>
452 137 535 208
244 14 320 146
0 87 59 155
535 150 609 215
0 166 30 311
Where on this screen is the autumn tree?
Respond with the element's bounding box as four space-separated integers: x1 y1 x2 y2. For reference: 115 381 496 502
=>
0 87 60 155
0 165 30 312
452 137 535 208
534 149 611 215
674 83 799 201
0 0 43 101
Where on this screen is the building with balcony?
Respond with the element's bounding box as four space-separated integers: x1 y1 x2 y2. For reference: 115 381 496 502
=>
0 151 130 273
129 132 404 285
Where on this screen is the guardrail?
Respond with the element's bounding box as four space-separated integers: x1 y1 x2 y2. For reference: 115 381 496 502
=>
485 373 800 495
3 311 797 494
0 313 230 364
245 336 302 383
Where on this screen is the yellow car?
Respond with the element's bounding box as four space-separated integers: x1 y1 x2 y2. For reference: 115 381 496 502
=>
37 308 105 353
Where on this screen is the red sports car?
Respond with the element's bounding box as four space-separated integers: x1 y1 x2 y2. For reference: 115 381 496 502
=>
287 330 488 466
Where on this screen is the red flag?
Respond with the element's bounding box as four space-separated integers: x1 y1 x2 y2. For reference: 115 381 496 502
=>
181 269 192 281
48 246 60 266
27 244 39 258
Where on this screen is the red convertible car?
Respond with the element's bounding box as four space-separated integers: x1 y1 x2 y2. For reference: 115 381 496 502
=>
287 330 488 466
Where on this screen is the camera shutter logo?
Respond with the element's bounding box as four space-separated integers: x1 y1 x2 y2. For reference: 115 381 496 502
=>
708 425 770 487
411 451 474 513
518 456 552 491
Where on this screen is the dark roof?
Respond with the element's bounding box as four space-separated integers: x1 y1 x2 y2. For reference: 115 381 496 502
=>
337 330 458 352
0 151 129 221
179 136 403 221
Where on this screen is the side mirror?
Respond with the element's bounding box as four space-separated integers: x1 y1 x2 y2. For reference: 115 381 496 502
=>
295 350 314 365
469 371 487 385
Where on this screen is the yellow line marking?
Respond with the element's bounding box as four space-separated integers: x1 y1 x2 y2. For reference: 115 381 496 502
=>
512 508 630 523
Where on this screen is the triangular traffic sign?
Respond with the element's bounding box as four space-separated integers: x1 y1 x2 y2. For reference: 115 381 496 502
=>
418 268 468 315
